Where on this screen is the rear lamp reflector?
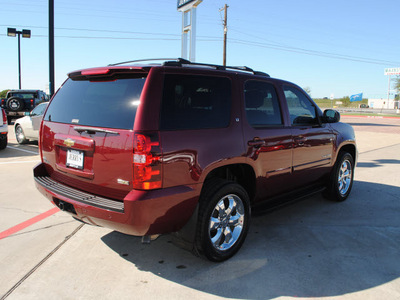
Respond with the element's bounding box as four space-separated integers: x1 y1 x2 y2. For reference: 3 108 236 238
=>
2 109 6 125
133 133 162 190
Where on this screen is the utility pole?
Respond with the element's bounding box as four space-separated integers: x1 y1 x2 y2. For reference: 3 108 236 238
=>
49 0 55 97
219 4 228 66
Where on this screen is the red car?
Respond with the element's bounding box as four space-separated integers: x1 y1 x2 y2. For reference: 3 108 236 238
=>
34 59 357 261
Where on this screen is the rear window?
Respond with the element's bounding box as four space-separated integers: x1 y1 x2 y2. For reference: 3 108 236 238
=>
160 74 231 130
44 76 146 130
10 93 37 99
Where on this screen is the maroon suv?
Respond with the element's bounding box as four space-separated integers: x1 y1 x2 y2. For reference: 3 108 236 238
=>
34 59 357 261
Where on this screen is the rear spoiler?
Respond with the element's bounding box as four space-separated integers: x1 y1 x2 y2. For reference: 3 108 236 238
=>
68 67 149 81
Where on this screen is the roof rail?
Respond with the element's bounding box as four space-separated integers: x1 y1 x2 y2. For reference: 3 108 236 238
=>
108 58 270 77
163 59 270 77
108 58 189 66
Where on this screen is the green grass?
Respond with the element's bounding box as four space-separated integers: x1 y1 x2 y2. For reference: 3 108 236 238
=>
314 98 369 109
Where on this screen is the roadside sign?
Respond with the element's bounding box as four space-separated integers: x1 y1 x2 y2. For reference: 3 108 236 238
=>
384 68 400 75
177 0 195 8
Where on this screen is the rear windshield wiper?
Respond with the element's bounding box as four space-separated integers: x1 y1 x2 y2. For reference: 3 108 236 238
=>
73 126 120 135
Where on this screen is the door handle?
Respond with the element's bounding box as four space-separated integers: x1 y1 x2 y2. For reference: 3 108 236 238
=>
294 136 307 146
248 139 266 148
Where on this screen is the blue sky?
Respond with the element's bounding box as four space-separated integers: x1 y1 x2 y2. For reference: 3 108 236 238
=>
1 0 399 99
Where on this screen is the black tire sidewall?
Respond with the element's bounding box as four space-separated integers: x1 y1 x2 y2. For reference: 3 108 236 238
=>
0 135 7 150
196 180 251 262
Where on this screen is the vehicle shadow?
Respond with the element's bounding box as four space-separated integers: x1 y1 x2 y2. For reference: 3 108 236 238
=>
101 180 400 299
0 141 39 159
357 159 400 168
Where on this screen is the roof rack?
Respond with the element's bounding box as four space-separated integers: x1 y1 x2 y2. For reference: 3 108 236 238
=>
108 58 187 66
163 59 270 77
108 58 270 77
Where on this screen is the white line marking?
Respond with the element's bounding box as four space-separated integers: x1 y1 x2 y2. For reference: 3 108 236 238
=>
0 160 40 165
6 146 38 155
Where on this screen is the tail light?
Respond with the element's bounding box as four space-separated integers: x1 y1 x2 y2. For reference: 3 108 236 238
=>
30 99 34 107
133 132 162 190
2 109 6 125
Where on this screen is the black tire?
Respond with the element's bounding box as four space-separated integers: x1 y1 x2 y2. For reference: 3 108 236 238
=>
15 124 28 144
324 151 355 202
7 116 13 125
0 135 7 150
6 97 24 112
194 178 251 262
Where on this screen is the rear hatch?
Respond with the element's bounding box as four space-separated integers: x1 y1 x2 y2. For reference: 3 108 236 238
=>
40 68 148 200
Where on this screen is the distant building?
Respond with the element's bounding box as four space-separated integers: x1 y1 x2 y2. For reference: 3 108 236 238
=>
368 98 399 109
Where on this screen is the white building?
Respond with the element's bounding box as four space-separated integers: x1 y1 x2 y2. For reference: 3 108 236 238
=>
368 98 399 109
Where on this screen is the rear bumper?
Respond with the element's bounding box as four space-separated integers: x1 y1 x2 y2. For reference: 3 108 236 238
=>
7 111 25 117
34 163 200 236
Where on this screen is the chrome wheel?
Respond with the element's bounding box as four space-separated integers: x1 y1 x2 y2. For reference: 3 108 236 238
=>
208 194 245 251
15 125 27 144
338 159 352 196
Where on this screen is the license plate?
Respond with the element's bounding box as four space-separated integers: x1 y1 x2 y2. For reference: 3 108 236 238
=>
66 149 84 170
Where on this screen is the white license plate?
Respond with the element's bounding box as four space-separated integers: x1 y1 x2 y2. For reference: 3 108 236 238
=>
66 149 84 170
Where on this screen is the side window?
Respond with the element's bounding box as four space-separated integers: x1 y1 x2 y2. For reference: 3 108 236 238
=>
31 103 47 116
284 86 317 125
160 75 231 130
244 80 282 127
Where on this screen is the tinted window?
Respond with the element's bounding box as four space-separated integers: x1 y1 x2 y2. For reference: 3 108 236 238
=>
31 103 47 116
10 93 37 99
44 77 146 130
244 81 282 127
284 86 317 125
160 75 231 130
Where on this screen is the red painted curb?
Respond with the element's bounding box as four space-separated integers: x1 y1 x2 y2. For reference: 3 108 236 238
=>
342 114 400 120
0 207 59 240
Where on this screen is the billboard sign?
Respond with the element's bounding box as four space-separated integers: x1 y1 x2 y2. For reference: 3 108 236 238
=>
177 0 195 9
384 68 400 75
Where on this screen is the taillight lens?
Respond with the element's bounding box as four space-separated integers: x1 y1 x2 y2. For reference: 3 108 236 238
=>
133 132 162 190
2 109 6 125
30 99 34 107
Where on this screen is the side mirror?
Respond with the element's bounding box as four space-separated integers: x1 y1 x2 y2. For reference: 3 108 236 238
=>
323 109 340 123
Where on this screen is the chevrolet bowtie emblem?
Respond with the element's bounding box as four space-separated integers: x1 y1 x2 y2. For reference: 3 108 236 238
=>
63 138 75 147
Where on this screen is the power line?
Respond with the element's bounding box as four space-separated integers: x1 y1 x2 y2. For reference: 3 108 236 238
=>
1 26 398 66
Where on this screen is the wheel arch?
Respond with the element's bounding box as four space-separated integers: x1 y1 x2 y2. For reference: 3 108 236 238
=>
201 163 257 203
337 143 357 165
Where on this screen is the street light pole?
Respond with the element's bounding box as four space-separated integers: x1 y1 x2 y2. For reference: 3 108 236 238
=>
7 28 31 89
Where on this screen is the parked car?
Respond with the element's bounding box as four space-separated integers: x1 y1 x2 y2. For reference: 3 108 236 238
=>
1 89 48 124
34 59 357 261
0 108 8 150
14 102 48 144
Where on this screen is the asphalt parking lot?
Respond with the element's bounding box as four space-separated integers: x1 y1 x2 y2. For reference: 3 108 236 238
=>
1 116 400 300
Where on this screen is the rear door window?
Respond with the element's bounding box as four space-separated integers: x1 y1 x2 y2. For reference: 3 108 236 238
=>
160 74 232 130
44 76 146 130
244 80 282 127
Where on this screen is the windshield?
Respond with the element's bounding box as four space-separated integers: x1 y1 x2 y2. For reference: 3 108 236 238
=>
44 76 147 130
